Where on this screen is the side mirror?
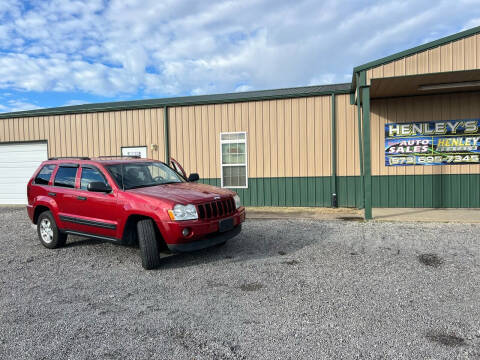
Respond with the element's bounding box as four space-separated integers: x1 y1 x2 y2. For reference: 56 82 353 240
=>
87 181 111 192
187 173 199 182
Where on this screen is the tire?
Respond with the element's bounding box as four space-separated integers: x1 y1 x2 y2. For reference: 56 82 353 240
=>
137 219 161 270
37 211 67 249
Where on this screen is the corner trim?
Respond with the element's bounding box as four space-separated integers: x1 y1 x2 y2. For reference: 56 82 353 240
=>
331 93 337 205
164 106 170 163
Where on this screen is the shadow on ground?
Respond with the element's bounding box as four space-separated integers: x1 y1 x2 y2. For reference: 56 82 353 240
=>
64 218 324 270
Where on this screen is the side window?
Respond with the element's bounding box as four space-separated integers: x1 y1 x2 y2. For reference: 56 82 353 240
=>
80 167 108 190
34 164 56 185
54 166 78 188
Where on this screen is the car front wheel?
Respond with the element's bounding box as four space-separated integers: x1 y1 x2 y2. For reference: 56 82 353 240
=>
37 211 67 249
137 219 161 270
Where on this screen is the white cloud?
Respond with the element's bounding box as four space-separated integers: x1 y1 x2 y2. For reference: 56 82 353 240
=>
63 99 88 106
463 17 480 30
0 0 478 101
0 99 41 113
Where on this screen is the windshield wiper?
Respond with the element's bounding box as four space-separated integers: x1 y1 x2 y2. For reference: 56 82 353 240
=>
126 181 182 190
126 183 159 190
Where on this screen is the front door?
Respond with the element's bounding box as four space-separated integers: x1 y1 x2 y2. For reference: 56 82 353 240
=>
170 157 187 178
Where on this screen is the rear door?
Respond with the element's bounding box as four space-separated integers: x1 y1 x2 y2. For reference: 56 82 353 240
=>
68 165 119 238
51 164 80 229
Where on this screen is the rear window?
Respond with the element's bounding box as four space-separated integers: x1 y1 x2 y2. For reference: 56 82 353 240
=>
54 166 78 188
34 164 56 185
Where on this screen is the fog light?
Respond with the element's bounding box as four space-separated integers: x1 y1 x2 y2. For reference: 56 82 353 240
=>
182 228 190 237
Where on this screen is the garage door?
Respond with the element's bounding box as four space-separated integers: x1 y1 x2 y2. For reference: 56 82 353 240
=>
0 142 48 205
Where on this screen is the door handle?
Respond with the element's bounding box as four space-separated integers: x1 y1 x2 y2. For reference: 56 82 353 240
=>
77 196 87 201
48 192 56 197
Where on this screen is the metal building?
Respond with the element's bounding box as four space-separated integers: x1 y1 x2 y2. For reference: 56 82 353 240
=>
1 26 480 219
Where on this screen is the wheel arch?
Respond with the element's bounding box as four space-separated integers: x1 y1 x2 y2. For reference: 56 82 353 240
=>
33 204 52 224
121 214 167 250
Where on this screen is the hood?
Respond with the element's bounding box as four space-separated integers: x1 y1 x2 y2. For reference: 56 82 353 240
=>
127 182 235 204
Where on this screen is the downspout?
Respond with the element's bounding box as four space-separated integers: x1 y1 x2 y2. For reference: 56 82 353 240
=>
356 72 365 209
163 105 170 164
331 93 337 207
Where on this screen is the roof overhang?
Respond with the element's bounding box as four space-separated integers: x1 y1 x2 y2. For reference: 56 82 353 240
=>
370 69 480 99
351 25 480 90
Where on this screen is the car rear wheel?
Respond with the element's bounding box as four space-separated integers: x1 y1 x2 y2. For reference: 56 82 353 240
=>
137 219 161 270
37 211 67 249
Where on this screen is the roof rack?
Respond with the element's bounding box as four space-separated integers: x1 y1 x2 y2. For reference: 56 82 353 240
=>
97 155 141 159
48 156 90 160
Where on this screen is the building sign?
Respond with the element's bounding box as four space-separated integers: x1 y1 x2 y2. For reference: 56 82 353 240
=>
385 120 480 166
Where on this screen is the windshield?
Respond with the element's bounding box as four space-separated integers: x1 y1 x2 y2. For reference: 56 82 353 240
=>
106 162 185 190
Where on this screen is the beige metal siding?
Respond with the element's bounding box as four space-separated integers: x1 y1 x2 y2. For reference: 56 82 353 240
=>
335 94 360 176
371 91 480 176
168 96 333 179
0 108 166 160
366 34 480 83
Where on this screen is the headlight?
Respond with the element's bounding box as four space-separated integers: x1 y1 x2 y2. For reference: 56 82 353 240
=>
233 194 241 209
168 204 198 221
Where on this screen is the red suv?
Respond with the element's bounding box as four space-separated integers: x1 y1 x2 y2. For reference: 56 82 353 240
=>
27 156 245 269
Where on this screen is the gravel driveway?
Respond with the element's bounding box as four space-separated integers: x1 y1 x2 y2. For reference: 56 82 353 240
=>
0 207 479 359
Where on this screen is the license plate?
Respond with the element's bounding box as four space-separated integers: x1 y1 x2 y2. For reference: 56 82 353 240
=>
219 217 234 233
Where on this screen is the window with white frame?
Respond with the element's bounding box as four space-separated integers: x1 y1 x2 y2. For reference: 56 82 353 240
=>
220 132 247 188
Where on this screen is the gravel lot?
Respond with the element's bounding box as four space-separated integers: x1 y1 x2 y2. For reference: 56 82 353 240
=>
0 207 479 359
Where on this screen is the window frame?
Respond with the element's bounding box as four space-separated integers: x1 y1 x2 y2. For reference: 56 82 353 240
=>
79 165 110 191
34 164 57 186
220 131 248 189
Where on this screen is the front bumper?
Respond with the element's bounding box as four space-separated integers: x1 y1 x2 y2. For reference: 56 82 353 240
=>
160 206 245 251
167 224 242 252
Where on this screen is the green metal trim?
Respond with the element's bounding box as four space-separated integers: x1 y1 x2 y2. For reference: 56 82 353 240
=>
163 106 170 163
371 174 480 208
361 86 372 220
356 73 365 209
354 26 480 73
198 176 361 208
0 83 352 120
349 92 355 105
202 174 480 208
331 94 337 205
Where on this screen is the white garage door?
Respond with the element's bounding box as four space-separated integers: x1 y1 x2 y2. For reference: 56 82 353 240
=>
0 142 48 205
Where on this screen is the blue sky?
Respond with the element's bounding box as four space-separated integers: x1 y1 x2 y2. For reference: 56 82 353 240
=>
0 0 480 113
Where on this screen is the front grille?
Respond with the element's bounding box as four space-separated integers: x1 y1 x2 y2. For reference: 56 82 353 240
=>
197 197 236 219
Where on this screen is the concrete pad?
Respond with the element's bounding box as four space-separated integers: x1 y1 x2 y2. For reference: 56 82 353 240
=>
373 207 480 223
246 207 363 221
246 206 480 224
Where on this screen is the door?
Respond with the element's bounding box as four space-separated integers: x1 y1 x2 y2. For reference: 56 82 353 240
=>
52 164 81 224
69 165 119 238
121 146 147 158
170 157 187 178
0 142 48 204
